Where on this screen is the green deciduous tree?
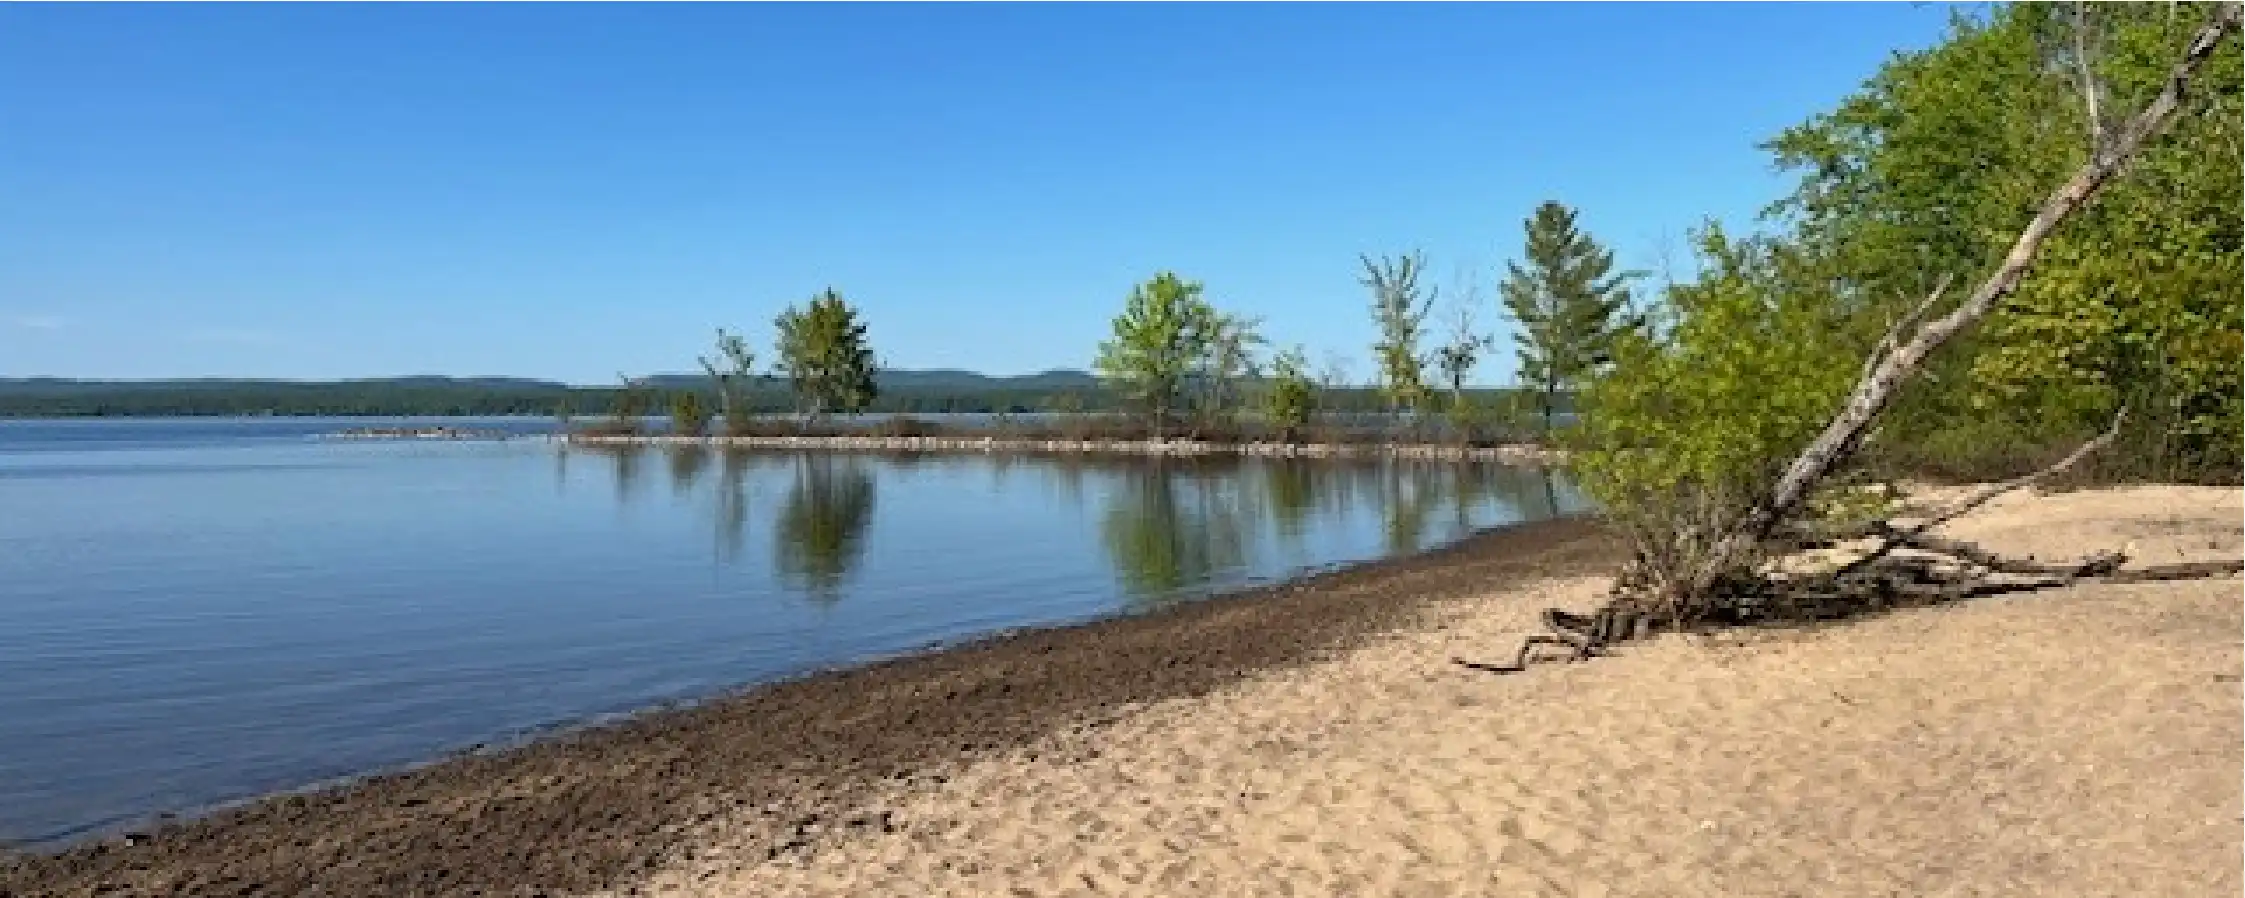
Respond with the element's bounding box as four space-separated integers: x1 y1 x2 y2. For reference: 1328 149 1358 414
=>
1499 201 1640 436
1361 252 1436 414
1432 289 1494 415
1194 312 1266 431
598 372 654 436
774 289 879 424
1552 4 2241 636
1263 346 1317 441
1094 272 1217 440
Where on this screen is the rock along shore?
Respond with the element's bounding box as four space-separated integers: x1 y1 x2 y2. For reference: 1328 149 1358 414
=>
560 433 1566 464
323 426 514 441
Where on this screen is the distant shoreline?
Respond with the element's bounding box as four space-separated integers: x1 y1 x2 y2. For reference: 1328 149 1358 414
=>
561 432 1567 464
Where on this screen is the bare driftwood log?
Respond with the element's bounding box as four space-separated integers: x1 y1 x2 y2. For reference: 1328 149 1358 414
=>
1458 6 2245 676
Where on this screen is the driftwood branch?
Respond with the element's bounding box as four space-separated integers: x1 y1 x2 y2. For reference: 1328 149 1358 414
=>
1872 525 2126 577
1919 406 2127 530
1708 3 2242 590
1457 547 2240 676
1832 406 2129 578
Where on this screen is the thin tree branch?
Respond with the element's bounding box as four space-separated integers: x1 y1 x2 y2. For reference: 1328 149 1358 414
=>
2075 1 2110 152
1827 406 2126 579
1859 274 1954 384
1923 406 2127 530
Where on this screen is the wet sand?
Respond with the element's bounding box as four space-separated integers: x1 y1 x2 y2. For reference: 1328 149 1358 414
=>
5 486 2237 898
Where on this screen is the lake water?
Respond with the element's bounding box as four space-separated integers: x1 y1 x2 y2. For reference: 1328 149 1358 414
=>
0 416 1588 847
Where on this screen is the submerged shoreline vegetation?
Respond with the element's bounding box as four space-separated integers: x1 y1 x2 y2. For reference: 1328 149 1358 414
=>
558 409 1567 462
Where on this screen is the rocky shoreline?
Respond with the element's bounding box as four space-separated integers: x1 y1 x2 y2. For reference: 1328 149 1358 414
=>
324 426 515 441
562 432 1565 464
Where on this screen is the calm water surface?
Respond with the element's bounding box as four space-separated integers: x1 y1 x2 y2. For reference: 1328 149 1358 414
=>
0 416 1588 846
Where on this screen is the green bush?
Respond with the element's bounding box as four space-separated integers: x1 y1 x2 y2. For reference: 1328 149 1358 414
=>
669 392 712 437
1570 227 1885 592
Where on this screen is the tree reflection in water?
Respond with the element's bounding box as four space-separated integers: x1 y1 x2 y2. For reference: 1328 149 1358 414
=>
1102 456 1584 606
712 450 755 565
665 446 710 497
1098 459 1251 608
773 454 877 604
610 445 645 507
1261 460 1322 548
562 443 1584 610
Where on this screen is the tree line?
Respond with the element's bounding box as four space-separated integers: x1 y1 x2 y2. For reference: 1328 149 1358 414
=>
627 198 1633 443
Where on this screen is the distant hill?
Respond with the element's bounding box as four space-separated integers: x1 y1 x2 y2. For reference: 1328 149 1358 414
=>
0 376 566 396
0 370 1109 417
0 370 1548 418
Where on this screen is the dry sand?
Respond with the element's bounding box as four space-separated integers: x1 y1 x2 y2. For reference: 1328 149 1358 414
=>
620 484 2243 898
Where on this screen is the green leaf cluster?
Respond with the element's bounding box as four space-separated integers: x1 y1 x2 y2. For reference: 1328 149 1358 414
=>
1572 226 1864 529
668 390 711 436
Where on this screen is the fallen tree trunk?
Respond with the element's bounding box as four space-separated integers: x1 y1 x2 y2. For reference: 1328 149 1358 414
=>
1686 3 2242 603
1462 4 2245 674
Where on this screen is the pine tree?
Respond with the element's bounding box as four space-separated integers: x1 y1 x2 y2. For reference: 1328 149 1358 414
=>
773 289 878 423
1499 201 1639 435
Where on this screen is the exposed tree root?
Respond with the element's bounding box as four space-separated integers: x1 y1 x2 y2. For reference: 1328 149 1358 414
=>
1456 545 2243 675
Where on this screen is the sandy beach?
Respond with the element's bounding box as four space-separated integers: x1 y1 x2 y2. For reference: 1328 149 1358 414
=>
625 484 2243 898
3 486 2237 897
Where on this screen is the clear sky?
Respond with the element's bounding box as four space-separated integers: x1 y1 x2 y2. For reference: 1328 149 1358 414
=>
0 3 1954 386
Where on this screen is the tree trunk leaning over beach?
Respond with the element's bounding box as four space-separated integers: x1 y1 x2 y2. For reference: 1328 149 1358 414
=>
1705 2 2245 595
1470 2 2245 672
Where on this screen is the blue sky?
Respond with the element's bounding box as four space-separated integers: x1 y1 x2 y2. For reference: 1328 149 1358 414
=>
0 3 1954 385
